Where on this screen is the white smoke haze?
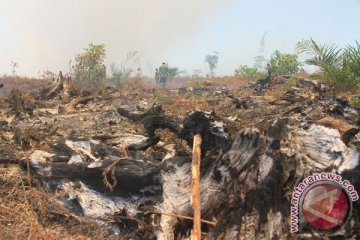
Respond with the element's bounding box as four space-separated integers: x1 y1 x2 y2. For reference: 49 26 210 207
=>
0 0 234 77
1 0 359 77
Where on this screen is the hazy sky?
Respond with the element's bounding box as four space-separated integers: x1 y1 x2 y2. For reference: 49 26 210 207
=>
0 0 359 77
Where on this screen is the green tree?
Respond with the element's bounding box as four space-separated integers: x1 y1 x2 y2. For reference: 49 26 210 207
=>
167 66 182 77
204 51 219 77
158 63 182 77
270 50 301 75
234 65 266 79
296 39 360 92
74 43 106 90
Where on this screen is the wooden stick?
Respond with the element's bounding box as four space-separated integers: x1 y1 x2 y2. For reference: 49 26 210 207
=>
191 134 202 240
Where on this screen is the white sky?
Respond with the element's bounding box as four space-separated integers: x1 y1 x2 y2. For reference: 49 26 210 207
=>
0 0 359 77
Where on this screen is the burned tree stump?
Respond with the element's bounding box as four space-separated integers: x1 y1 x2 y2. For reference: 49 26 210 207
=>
40 71 72 100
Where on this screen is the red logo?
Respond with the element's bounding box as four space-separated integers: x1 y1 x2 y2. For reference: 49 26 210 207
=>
301 182 350 230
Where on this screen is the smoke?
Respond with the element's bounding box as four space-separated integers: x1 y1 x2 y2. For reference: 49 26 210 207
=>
0 0 234 77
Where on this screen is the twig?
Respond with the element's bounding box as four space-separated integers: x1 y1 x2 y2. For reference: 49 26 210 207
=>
0 205 21 215
102 159 121 192
145 211 216 226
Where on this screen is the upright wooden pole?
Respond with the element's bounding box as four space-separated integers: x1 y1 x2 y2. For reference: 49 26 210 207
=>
191 134 202 240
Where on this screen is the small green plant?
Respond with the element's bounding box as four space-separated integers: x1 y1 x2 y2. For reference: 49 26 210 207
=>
234 65 266 79
270 51 301 76
283 77 298 91
350 97 360 108
74 43 106 90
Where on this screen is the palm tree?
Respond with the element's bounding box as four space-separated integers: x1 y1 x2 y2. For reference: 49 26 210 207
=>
296 39 360 92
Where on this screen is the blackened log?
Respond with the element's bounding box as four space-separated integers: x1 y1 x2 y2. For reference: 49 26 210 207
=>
117 105 229 153
28 159 162 197
0 158 21 164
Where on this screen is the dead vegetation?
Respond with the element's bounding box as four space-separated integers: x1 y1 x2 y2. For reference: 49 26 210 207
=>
0 165 116 240
0 74 359 239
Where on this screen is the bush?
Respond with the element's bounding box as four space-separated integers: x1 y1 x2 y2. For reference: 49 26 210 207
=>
234 65 266 79
270 51 301 76
74 43 106 90
110 51 140 87
110 63 132 87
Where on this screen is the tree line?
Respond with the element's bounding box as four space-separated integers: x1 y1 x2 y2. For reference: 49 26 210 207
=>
62 39 360 93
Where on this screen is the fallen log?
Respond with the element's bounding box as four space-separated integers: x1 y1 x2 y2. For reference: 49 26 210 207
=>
0 158 21 164
27 157 162 197
63 96 94 114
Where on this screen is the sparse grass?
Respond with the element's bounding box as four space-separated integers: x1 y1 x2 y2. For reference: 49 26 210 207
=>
212 76 251 89
0 75 46 94
283 77 298 91
162 95 210 116
265 76 299 99
121 78 154 91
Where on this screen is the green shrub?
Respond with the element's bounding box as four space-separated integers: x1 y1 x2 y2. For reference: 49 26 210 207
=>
270 51 301 75
234 65 266 79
